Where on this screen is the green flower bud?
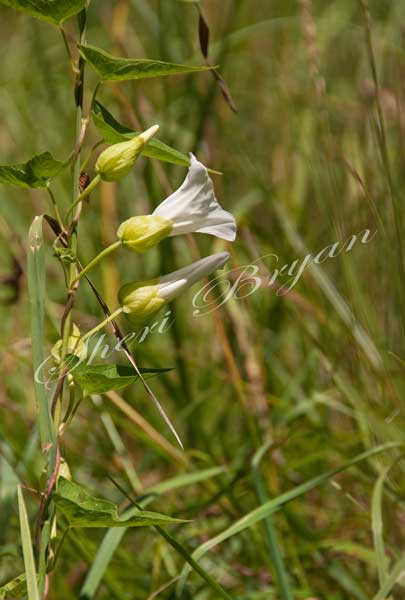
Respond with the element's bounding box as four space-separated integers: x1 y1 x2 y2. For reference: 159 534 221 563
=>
95 125 159 182
118 280 166 325
118 252 230 325
117 215 173 253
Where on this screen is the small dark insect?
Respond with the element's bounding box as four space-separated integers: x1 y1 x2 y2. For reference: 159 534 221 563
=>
79 172 91 195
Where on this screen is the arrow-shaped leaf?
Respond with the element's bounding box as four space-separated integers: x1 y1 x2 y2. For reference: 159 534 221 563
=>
66 354 172 396
79 44 213 82
0 152 65 188
54 478 185 528
0 0 86 24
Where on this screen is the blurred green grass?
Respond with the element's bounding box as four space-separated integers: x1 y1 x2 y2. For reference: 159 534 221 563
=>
1 0 405 598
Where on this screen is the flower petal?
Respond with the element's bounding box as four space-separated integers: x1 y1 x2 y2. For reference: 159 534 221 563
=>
158 251 230 302
153 154 236 241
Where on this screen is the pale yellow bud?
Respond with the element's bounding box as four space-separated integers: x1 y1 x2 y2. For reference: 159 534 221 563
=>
51 324 87 386
117 215 172 253
118 252 230 325
51 324 87 364
96 125 159 182
118 280 166 325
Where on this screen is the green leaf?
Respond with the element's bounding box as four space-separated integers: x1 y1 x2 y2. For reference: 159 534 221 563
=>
78 44 213 82
0 152 65 188
0 573 27 599
0 0 86 24
66 355 171 396
0 0 85 24
17 486 40 600
54 477 185 528
92 101 190 167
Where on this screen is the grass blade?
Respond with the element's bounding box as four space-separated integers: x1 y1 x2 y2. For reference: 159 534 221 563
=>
273 203 382 371
80 465 228 598
154 524 232 600
27 216 55 454
177 442 401 593
17 485 40 600
373 555 405 600
328 562 370 600
252 442 293 600
371 459 399 586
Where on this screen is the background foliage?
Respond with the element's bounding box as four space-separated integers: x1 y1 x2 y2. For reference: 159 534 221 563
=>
0 0 404 598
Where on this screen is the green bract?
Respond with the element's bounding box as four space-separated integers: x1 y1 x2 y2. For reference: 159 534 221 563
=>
117 215 173 253
118 280 166 325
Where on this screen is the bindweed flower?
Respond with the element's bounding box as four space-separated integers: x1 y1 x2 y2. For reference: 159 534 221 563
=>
117 155 236 252
72 157 237 286
96 124 159 182
119 251 230 324
154 155 236 239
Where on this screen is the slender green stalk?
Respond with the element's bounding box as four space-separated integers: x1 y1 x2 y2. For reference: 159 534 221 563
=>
66 173 101 218
46 187 64 231
56 111 83 419
80 307 124 344
70 240 122 287
60 33 87 370
80 139 104 172
44 8 88 595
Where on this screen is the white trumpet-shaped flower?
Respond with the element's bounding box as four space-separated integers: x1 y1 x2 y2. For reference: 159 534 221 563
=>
119 251 230 324
153 154 236 240
117 155 236 252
